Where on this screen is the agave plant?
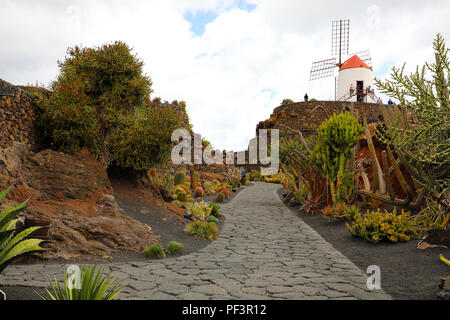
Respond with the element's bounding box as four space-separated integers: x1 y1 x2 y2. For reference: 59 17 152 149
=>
37 264 123 300
0 186 47 273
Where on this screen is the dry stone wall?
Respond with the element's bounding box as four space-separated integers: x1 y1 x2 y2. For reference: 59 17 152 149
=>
0 78 39 148
256 101 389 134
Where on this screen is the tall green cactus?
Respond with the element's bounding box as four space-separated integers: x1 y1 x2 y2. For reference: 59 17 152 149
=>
311 112 363 204
174 171 186 186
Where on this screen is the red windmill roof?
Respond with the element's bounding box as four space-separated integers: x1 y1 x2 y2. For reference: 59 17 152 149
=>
339 55 371 71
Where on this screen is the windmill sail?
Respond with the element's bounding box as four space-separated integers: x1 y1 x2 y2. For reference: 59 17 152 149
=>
350 50 372 68
310 58 337 80
332 19 350 58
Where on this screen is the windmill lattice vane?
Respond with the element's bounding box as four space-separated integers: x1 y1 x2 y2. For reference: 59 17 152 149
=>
350 50 372 68
310 20 372 81
331 19 349 57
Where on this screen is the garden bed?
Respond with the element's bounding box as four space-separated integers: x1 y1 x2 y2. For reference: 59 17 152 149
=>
277 188 449 300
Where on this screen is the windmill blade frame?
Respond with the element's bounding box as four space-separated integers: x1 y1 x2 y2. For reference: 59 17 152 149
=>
310 57 337 81
350 50 373 68
332 19 350 59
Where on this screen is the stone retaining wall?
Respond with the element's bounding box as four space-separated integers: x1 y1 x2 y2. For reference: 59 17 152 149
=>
256 101 389 134
0 79 38 148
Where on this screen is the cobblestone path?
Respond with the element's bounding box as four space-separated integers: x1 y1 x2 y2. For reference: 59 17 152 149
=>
0 182 390 300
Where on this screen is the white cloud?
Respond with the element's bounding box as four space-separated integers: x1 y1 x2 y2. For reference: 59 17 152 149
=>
0 0 449 151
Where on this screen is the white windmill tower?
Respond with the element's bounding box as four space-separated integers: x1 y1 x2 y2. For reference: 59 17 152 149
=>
310 20 377 103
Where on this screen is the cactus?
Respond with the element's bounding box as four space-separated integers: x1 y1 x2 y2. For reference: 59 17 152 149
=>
363 118 386 194
215 192 225 203
311 112 363 204
143 244 165 259
194 187 205 198
358 145 419 209
190 168 197 187
174 171 186 186
166 242 184 255
220 189 231 199
192 181 202 190
386 146 414 203
177 192 188 202
174 186 186 195
195 171 200 183
382 151 395 200
204 182 215 195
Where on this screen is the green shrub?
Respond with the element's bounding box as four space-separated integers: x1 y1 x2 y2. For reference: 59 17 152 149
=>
249 170 264 182
185 221 219 241
143 244 165 259
346 208 419 244
206 216 219 223
166 241 184 255
34 41 184 170
281 99 294 106
208 202 221 217
109 105 183 169
158 172 174 193
375 33 449 195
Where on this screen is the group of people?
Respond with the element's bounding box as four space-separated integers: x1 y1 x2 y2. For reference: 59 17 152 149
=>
349 84 375 97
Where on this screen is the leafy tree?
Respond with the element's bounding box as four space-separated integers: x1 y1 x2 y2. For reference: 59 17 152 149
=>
374 33 449 196
34 42 184 170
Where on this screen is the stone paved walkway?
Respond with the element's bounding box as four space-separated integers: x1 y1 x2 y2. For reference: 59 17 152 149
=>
0 182 390 300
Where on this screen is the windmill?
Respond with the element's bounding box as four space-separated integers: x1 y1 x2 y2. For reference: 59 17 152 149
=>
310 20 375 103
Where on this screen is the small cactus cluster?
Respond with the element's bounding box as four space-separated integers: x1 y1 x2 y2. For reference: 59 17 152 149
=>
194 187 205 198
166 241 184 255
143 244 165 259
215 187 231 202
172 170 193 206
143 242 185 259
215 192 225 203
190 168 200 187
203 182 215 195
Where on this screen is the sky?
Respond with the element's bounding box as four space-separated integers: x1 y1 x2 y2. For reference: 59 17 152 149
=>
0 0 449 151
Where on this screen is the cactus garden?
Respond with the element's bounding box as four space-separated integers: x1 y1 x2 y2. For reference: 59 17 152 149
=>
0 1 449 305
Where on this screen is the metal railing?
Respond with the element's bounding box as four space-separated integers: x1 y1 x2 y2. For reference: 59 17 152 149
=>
337 89 379 103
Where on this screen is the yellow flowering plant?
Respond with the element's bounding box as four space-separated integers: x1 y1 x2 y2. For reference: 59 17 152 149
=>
346 208 419 244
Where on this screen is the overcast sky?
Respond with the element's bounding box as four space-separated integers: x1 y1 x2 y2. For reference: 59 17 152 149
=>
1 0 449 151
